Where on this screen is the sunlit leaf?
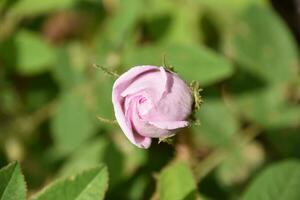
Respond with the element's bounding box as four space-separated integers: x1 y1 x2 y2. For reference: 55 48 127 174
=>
10 0 76 17
51 91 95 155
58 138 107 177
192 99 239 146
242 160 300 200
158 161 197 200
15 30 55 75
105 0 142 48
231 6 298 83
32 165 108 200
0 162 26 200
51 46 85 91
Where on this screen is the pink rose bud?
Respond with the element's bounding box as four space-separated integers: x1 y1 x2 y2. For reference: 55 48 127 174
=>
112 66 193 149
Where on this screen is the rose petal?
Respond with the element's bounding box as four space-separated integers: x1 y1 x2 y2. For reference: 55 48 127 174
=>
121 67 171 101
112 66 158 148
145 73 192 122
131 97 171 138
148 120 189 130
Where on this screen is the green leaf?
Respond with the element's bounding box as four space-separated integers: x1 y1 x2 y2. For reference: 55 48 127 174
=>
242 160 300 200
58 138 107 177
231 83 300 129
51 46 86 91
265 128 300 158
15 30 55 75
9 0 76 17
0 162 26 200
92 76 114 120
123 44 234 86
198 0 266 11
217 142 265 186
144 0 200 44
192 99 239 146
32 165 108 200
158 161 197 200
57 136 126 188
231 6 299 84
51 91 95 155
128 175 148 200
105 0 142 48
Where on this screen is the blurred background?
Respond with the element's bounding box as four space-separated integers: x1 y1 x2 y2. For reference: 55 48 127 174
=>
0 0 299 199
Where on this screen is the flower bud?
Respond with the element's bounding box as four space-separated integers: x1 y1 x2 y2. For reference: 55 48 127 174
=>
112 66 193 148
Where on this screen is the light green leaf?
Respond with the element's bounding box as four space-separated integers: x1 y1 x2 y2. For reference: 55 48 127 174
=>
51 46 86 91
143 0 200 44
59 136 127 188
198 0 266 11
231 6 299 83
192 99 239 146
232 83 300 129
105 0 142 48
32 165 108 200
58 138 107 177
123 44 234 86
242 160 300 200
0 162 26 200
15 30 55 75
217 142 265 186
158 161 197 200
51 91 95 155
128 175 148 200
92 76 114 120
9 0 76 17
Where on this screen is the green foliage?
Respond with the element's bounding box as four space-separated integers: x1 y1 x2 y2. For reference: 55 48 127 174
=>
0 0 300 199
105 0 143 49
51 46 86 91
51 91 95 155
0 162 26 200
242 160 300 200
158 161 197 200
192 99 239 146
231 6 298 84
32 165 108 200
9 0 76 17
15 30 55 75
124 44 234 86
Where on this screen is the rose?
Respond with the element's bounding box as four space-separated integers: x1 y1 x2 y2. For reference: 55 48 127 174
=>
112 65 193 148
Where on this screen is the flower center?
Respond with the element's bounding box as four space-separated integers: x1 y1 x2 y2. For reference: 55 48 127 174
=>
137 96 153 117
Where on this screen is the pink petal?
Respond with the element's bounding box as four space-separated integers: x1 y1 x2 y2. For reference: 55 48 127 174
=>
112 66 158 148
145 73 193 122
148 120 189 130
131 98 171 138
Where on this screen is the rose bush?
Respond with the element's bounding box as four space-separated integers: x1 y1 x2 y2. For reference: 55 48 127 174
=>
112 65 193 148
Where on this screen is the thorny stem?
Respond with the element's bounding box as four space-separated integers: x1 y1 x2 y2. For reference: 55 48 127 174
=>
162 54 175 72
93 64 119 78
96 116 117 124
